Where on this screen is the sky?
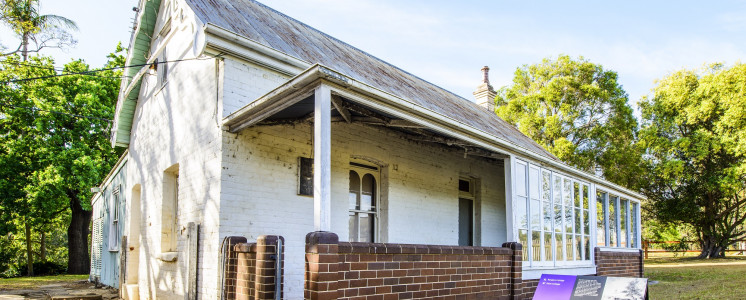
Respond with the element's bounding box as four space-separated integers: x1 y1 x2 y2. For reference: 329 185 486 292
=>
2 0 745 114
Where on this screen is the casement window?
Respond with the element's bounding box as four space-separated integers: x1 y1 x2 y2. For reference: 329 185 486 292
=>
108 185 121 251
515 160 591 267
162 164 179 252
348 163 379 243
596 190 640 248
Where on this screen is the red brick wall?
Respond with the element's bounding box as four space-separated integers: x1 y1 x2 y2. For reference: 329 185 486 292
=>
305 231 526 300
595 247 644 278
223 235 284 300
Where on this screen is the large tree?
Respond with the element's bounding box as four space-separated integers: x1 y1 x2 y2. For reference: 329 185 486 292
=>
638 63 746 258
0 48 124 274
495 55 641 187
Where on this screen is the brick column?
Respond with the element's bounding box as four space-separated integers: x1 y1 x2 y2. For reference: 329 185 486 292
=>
638 249 644 278
224 236 248 299
502 242 524 300
255 235 285 300
235 243 256 300
305 231 340 300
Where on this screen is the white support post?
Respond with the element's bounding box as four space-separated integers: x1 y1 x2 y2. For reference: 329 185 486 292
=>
504 155 515 242
314 84 332 232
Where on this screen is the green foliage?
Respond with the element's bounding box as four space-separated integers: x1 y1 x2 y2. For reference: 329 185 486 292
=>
0 45 125 275
495 55 642 187
638 63 746 258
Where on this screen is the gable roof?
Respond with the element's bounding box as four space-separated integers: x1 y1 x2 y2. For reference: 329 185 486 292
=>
185 0 558 162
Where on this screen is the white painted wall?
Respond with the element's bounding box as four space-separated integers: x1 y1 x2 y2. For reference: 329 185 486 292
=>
220 119 507 299
124 0 223 298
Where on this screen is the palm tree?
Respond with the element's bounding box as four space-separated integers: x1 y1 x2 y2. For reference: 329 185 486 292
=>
1 0 78 61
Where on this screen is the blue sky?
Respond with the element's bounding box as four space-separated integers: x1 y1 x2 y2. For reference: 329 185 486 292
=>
2 0 745 113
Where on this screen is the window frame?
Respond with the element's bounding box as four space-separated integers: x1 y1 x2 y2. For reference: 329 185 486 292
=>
107 185 121 252
594 188 642 249
348 163 380 243
514 159 593 269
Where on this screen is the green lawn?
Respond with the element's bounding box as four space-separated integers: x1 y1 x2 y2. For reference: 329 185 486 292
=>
646 257 746 299
0 274 88 290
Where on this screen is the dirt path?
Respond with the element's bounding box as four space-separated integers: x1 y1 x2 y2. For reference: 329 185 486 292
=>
0 280 118 300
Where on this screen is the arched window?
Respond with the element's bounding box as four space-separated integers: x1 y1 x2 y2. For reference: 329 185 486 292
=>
348 164 378 242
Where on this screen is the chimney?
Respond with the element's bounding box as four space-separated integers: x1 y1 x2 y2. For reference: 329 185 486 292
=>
473 66 497 111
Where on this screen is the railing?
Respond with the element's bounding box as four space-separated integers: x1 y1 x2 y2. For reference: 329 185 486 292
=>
642 240 746 259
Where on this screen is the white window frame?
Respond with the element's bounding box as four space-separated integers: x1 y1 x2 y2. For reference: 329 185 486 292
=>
594 188 642 250
348 163 380 243
108 186 120 251
513 158 593 269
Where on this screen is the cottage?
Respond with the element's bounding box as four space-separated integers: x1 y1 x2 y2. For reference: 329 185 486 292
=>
92 0 645 299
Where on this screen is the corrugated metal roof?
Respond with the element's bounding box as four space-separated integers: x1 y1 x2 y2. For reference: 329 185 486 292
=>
185 0 558 161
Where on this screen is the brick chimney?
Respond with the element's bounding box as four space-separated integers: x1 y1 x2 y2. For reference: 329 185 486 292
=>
473 66 496 111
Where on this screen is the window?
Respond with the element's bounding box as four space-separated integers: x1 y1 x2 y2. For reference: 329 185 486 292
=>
108 185 121 251
515 160 591 266
458 178 476 246
596 190 640 249
162 164 179 252
348 163 378 243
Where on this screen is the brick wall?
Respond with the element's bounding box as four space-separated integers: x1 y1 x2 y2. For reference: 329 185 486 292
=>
594 247 644 278
223 235 285 300
305 231 527 300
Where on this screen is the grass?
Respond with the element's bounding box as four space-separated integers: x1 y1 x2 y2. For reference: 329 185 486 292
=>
646 255 746 299
0 274 88 290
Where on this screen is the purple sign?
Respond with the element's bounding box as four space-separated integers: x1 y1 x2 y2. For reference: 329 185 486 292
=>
533 274 577 300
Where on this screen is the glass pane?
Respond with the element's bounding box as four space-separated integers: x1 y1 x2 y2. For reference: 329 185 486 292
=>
554 204 563 233
563 178 572 207
609 196 617 247
556 233 564 261
543 201 553 232
361 174 376 211
574 208 581 234
575 235 582 260
516 197 528 230
532 231 541 262
553 175 562 206
620 199 628 248
519 229 529 261
566 235 574 261
531 199 541 230
631 202 639 248
348 212 358 241
544 232 554 261
574 182 581 208
530 167 540 200
565 206 573 233
584 236 591 261
542 171 551 203
359 213 374 243
583 185 589 209
516 162 527 197
584 209 590 236
597 192 606 247
349 171 360 210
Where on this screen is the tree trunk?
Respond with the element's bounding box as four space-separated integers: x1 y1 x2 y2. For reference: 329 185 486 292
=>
25 221 33 276
40 231 46 262
67 194 92 274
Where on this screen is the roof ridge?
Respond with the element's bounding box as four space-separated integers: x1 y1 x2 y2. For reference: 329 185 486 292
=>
245 0 475 104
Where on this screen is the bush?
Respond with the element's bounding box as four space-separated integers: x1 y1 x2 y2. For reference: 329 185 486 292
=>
19 261 67 277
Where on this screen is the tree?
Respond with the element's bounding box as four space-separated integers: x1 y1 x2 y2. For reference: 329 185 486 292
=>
638 63 746 258
1 0 77 60
0 46 124 274
495 55 641 187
